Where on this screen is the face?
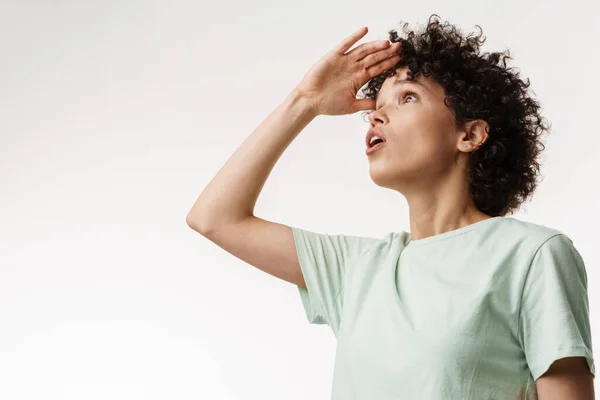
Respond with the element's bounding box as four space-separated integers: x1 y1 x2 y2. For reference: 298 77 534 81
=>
367 66 462 191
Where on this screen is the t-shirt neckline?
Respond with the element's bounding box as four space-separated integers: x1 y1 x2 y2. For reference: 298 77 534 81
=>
406 216 505 247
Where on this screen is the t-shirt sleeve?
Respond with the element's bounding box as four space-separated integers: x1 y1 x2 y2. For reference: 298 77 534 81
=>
518 233 595 381
291 226 380 333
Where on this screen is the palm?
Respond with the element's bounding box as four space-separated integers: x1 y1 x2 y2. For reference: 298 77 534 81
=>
296 27 402 116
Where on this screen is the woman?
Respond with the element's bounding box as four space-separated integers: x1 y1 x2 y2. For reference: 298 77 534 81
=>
187 14 595 399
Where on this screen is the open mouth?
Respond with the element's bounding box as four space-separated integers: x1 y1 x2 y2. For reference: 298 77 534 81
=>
369 137 385 148
366 140 386 155
365 128 387 155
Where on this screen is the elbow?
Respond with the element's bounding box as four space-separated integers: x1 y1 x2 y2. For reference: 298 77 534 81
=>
186 212 213 235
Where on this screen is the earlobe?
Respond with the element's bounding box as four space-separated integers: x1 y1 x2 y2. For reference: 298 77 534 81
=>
460 143 481 152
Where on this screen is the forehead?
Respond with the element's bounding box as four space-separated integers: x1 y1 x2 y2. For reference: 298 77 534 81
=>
377 67 440 99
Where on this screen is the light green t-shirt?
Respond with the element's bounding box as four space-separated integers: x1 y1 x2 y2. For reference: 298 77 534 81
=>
292 216 595 399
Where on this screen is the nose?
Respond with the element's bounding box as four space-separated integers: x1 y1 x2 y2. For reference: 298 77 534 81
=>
368 108 385 126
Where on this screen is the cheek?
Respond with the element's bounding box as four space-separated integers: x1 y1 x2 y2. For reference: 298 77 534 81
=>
398 132 440 156
391 130 453 169
415 114 455 156
387 109 454 160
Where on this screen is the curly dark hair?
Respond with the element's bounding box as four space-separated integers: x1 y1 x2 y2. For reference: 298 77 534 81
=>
359 14 551 217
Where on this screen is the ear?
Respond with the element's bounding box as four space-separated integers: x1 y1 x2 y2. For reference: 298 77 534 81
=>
457 120 490 152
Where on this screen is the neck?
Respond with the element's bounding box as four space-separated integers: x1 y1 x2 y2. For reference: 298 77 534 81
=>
403 170 492 241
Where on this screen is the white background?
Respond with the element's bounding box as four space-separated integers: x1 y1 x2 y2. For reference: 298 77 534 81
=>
1 1 598 399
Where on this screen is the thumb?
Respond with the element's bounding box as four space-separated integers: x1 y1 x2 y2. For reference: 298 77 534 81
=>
351 98 376 113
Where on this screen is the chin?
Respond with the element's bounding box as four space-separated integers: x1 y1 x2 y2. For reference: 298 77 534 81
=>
368 166 399 189
368 164 420 190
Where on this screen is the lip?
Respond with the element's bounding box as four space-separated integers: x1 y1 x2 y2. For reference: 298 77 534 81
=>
365 127 387 154
366 141 386 155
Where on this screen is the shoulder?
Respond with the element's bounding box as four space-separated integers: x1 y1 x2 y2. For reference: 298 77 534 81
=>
493 216 570 250
499 216 563 237
499 218 586 286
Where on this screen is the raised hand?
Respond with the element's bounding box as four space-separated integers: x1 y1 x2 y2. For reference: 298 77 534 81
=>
295 27 402 116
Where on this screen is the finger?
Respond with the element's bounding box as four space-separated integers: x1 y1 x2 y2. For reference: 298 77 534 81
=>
365 54 402 78
351 98 376 113
359 42 401 67
334 27 369 55
347 40 390 60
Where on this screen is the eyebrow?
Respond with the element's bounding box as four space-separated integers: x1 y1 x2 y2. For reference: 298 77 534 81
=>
394 78 425 87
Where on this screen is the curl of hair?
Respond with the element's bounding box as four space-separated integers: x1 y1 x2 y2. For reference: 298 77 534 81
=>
359 14 551 216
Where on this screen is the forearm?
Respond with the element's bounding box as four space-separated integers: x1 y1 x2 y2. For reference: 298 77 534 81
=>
186 88 317 230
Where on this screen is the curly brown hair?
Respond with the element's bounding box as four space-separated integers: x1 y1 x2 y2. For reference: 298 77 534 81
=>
359 14 551 217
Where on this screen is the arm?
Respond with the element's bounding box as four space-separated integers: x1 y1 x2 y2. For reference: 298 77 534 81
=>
536 356 595 400
186 27 401 287
185 88 316 231
185 88 317 288
186 26 400 230
518 234 596 399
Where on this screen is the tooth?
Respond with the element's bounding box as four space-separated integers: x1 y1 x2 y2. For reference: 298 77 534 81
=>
370 136 382 146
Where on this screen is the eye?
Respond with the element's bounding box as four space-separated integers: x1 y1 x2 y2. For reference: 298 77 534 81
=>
402 91 418 103
370 91 417 113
